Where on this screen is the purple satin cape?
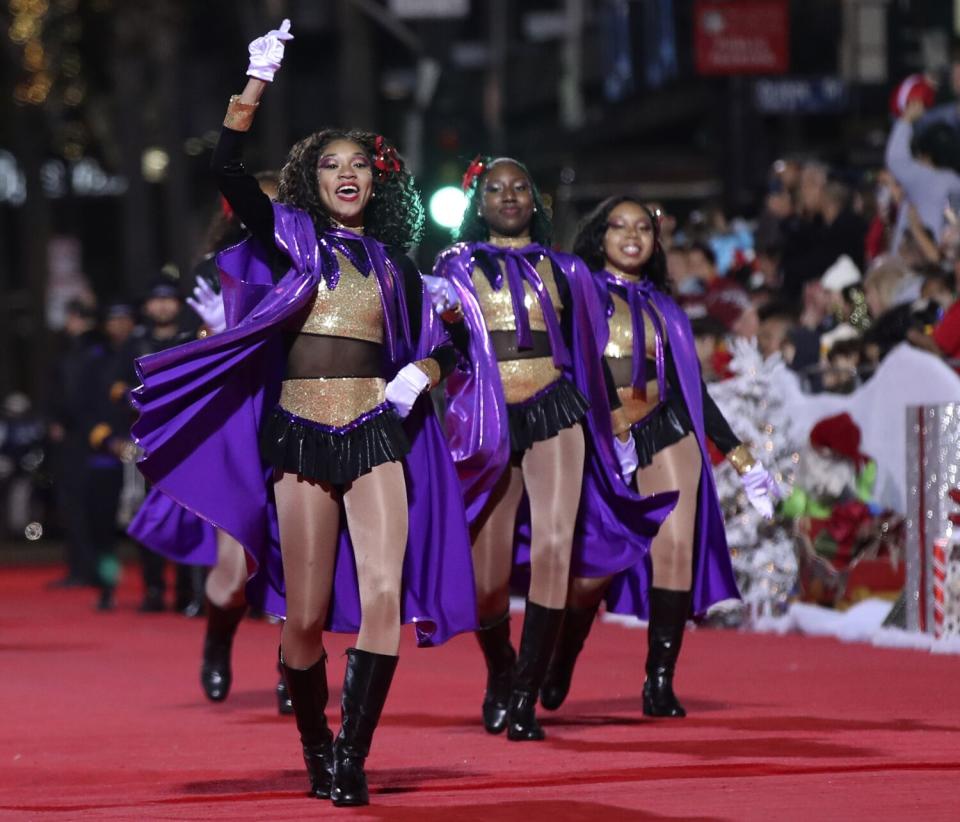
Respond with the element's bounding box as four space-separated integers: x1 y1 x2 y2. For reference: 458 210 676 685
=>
130 203 476 646
434 242 677 581
599 275 741 618
127 487 216 567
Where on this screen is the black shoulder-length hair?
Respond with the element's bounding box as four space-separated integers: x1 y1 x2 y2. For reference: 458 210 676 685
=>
572 195 669 292
277 129 425 251
455 156 553 245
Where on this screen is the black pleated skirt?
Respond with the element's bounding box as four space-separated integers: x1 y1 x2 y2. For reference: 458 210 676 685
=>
629 396 692 468
259 404 410 486
506 377 590 454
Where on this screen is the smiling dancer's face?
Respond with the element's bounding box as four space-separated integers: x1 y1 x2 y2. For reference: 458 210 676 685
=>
603 201 655 277
480 162 535 238
316 139 372 227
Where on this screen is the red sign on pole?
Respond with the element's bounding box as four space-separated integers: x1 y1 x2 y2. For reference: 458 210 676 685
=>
694 0 789 76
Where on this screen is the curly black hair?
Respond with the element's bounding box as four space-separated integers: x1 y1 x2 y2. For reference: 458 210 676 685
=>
277 129 425 250
573 196 669 292
455 156 553 244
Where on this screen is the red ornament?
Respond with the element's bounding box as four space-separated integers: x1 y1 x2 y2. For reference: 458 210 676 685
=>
373 135 401 181
461 155 486 192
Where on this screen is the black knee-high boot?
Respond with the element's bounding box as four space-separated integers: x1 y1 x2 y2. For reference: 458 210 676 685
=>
506 601 564 741
276 661 293 715
474 612 516 734
643 588 691 718
539 603 599 711
280 649 334 799
331 648 398 807
199 598 246 701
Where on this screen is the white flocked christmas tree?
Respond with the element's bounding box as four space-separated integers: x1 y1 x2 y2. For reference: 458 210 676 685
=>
706 338 800 623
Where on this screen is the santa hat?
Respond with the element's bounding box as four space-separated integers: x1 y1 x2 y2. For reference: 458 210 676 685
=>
705 285 751 332
809 412 870 469
889 74 936 117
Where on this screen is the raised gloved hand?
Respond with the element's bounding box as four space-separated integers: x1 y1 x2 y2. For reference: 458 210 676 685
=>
247 18 294 83
740 462 782 519
421 275 461 316
186 278 226 334
614 434 639 486
385 363 431 419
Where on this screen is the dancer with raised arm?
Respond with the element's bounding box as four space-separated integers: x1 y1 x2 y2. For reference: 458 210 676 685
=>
131 20 475 807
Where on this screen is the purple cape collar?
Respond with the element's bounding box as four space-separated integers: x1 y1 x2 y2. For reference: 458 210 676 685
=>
601 270 666 401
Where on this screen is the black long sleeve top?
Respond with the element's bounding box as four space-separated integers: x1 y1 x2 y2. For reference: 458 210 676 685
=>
211 126 457 378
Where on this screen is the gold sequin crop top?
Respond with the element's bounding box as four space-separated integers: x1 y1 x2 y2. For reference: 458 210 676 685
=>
472 255 564 334
603 291 660 360
298 250 383 344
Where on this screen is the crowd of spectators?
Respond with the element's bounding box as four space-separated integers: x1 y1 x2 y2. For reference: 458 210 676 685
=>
658 62 960 395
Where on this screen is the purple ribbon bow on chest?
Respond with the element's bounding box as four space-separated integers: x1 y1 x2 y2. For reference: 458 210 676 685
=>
474 243 571 369
318 228 412 363
604 271 666 401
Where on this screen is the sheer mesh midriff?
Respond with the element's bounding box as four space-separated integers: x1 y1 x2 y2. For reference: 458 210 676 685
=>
284 333 384 379
605 355 658 389
490 330 554 361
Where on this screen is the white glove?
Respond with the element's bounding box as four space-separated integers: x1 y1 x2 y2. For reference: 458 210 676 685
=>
186 278 226 334
614 434 639 486
422 275 461 315
741 462 781 520
385 363 431 419
246 19 294 82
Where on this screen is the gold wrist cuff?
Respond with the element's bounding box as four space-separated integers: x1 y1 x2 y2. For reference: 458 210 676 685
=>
727 444 756 476
224 95 259 132
415 357 442 389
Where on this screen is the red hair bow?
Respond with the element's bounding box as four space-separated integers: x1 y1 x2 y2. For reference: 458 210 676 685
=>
461 155 486 192
373 135 401 181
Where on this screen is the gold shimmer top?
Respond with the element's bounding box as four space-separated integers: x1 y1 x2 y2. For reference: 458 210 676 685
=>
603 291 661 360
605 292 668 430
298 250 384 344
472 255 564 334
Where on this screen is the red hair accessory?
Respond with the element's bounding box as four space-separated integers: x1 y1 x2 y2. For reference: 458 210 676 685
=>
373 135 401 181
220 195 234 221
461 155 486 192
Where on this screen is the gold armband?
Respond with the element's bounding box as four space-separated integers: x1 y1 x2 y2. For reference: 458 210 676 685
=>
224 95 259 132
414 357 442 389
727 444 756 476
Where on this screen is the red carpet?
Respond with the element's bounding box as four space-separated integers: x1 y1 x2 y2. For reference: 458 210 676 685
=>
1 565 959 821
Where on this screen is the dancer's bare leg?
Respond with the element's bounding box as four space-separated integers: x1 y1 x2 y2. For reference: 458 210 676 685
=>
470 464 525 623
637 434 701 590
205 530 250 609
523 424 585 609
275 472 341 669
343 461 409 655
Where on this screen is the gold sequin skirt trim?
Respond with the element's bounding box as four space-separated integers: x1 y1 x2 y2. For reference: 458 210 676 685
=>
498 356 562 404
279 377 386 428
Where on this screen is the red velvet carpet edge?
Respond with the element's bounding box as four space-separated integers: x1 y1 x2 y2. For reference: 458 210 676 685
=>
1 565 959 821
